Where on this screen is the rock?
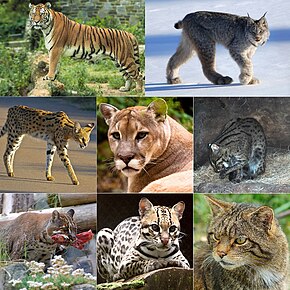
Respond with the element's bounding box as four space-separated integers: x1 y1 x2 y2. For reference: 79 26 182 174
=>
72 284 96 290
0 262 27 290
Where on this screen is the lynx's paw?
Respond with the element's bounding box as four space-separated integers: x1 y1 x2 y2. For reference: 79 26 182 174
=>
248 77 260 85
167 77 182 84
215 76 233 85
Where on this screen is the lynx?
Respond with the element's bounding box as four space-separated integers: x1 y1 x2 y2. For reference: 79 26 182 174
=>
167 11 269 85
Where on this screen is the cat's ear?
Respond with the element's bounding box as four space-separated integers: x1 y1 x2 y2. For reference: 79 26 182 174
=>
66 209 75 218
51 210 60 221
206 196 232 216
147 98 168 122
247 206 275 232
139 198 154 218
99 103 119 126
209 143 220 155
172 201 185 220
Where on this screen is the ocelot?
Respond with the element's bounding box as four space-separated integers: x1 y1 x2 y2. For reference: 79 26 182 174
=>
97 198 190 281
208 117 266 182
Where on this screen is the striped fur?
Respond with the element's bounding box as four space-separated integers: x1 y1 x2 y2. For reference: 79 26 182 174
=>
97 198 189 282
208 117 266 182
0 105 94 185
29 2 143 91
194 196 289 290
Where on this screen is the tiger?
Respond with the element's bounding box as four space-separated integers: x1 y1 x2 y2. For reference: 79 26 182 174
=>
28 2 143 92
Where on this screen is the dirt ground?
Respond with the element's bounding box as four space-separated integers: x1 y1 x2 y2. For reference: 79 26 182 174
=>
195 147 290 193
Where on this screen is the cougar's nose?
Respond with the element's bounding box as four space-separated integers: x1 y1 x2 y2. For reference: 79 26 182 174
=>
118 153 135 165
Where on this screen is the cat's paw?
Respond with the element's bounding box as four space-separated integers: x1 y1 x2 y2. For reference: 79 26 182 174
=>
43 74 56 81
248 77 260 85
216 76 233 85
167 77 182 84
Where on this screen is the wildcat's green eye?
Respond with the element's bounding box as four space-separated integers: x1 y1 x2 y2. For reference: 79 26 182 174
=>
235 236 247 245
209 233 219 241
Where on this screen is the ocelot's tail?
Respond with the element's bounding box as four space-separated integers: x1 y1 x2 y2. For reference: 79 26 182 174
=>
0 122 8 138
174 21 183 29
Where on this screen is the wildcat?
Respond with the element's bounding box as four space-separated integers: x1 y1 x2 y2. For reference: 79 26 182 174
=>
167 11 269 85
194 196 289 290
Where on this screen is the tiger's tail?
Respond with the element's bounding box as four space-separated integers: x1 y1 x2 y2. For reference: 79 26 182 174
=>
174 20 183 29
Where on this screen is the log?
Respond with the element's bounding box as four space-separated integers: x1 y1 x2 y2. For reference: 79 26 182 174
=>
55 194 96 207
0 203 96 232
97 268 193 290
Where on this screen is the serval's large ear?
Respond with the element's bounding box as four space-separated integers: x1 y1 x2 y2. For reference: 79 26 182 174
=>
99 103 119 126
147 98 168 122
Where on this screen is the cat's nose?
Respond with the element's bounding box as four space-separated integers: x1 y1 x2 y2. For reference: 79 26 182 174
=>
118 153 135 165
217 250 227 258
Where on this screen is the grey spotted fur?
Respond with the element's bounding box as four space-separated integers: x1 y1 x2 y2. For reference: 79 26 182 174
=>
167 11 269 85
208 118 266 183
97 198 190 282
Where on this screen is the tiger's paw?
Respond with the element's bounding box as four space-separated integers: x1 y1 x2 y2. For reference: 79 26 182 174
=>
43 74 56 81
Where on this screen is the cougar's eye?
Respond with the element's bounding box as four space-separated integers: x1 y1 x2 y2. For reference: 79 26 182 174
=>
111 132 120 140
169 225 177 233
235 236 248 245
136 132 148 140
151 224 160 232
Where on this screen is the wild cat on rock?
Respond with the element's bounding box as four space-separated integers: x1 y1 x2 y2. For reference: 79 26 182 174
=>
167 11 269 85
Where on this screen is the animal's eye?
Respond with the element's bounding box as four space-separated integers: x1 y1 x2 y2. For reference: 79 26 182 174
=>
111 132 120 140
136 132 148 140
209 233 219 241
151 224 160 232
169 225 177 233
235 236 247 245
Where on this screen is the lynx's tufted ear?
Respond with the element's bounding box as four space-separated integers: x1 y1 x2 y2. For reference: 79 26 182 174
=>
67 209 75 218
147 98 168 122
205 196 233 216
139 197 154 218
99 103 119 126
172 201 185 220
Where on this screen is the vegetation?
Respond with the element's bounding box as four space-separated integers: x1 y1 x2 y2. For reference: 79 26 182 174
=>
0 45 32 96
9 256 96 289
194 194 290 241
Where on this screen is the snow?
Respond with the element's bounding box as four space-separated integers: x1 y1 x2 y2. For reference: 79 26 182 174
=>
145 0 290 96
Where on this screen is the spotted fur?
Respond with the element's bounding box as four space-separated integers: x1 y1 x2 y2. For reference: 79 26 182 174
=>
97 198 190 282
28 2 143 92
208 117 266 183
0 209 77 267
0 105 94 185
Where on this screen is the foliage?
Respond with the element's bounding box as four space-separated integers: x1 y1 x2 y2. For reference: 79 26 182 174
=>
0 240 10 263
0 45 31 96
0 1 27 40
9 256 96 289
194 194 290 240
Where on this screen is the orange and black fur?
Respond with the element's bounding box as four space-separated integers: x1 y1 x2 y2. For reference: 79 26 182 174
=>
29 2 143 91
